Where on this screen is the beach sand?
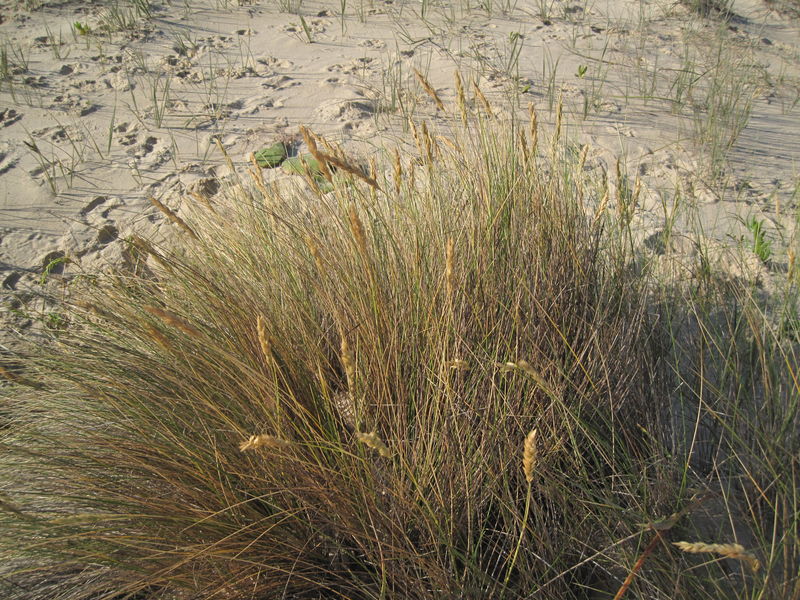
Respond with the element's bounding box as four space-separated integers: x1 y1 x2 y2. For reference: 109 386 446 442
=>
1 0 798 348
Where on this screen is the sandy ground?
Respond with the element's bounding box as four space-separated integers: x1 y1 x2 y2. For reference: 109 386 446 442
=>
0 0 798 349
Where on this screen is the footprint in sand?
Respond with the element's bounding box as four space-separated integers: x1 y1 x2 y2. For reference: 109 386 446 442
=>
80 196 107 217
0 108 22 127
358 39 386 49
96 224 118 246
315 99 376 123
0 151 18 175
50 93 97 117
262 74 300 90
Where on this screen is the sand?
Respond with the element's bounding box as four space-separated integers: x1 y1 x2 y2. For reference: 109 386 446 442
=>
0 0 798 349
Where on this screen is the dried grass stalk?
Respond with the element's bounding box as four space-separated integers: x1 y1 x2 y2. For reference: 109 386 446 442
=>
256 315 273 365
144 324 172 350
420 121 436 163
319 151 380 190
523 429 537 483
393 148 402 196
340 328 356 392
143 305 202 339
445 237 455 302
248 153 269 198
130 235 171 270
454 70 467 124
414 68 445 111
552 97 563 149
149 197 198 240
0 365 43 389
529 103 538 153
239 434 291 452
300 125 333 183
305 235 324 272
472 80 493 117
214 137 235 174
673 541 760 571
592 189 610 229
348 205 369 258
516 360 548 389
356 431 391 458
446 359 469 371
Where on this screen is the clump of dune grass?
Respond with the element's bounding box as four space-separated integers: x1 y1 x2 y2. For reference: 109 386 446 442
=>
0 101 794 599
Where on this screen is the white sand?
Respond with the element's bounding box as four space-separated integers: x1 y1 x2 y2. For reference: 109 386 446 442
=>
1 0 798 346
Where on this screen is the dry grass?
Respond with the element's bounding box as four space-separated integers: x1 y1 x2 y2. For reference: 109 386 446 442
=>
0 103 796 599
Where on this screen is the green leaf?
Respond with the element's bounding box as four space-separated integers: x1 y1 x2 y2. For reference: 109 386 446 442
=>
281 154 323 177
254 142 288 168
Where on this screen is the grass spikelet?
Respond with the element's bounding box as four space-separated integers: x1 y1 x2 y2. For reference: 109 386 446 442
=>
339 327 356 391
356 431 391 458
188 189 216 214
523 429 537 483
305 234 324 272
393 148 402 195
318 151 380 190
129 234 172 270
445 237 454 302
529 102 538 153
414 68 445 112
144 324 171 350
300 125 333 183
472 79 493 117
239 434 291 452
248 152 269 197
454 70 467 124
149 197 198 240
592 188 610 229
214 137 235 174
552 96 563 149
578 144 589 171
673 541 760 571
348 205 369 258
446 359 469 370
256 315 273 365
143 305 202 339
516 359 548 389
420 121 436 163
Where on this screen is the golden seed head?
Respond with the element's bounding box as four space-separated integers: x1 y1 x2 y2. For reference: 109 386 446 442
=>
300 125 333 182
454 70 467 123
393 148 402 195
348 205 368 257
516 360 547 388
239 434 291 452
143 305 202 339
356 431 391 458
528 102 538 152
144 324 171 350
552 96 563 147
414 68 445 111
149 196 198 240
447 359 469 371
256 315 272 364
340 330 356 390
472 79 493 117
523 429 537 483
673 541 760 572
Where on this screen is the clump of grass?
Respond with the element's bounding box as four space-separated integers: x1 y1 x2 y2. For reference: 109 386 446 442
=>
0 104 795 599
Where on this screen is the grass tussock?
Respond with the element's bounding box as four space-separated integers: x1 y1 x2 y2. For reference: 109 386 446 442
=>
0 107 797 599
